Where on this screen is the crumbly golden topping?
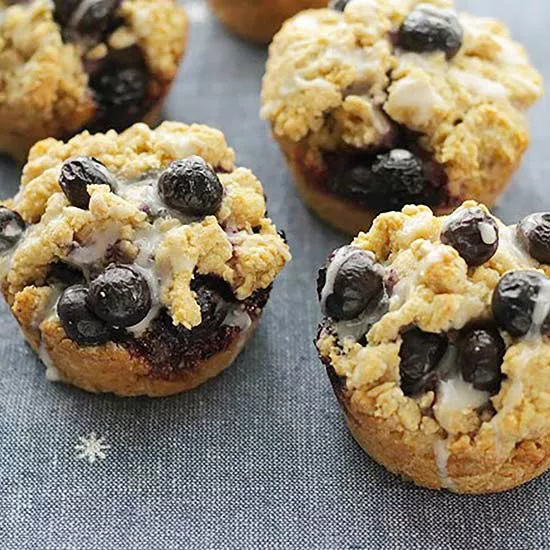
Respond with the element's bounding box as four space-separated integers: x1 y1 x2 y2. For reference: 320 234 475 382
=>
0 0 187 152
261 0 542 202
118 0 188 81
0 1 94 144
2 122 291 330
317 202 550 461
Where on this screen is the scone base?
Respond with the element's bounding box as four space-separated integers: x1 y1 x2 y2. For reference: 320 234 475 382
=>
2 100 166 165
208 0 326 44
29 318 259 398
327 367 550 494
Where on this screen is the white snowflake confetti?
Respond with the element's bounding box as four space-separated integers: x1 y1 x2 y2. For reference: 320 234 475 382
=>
75 432 111 464
187 1 210 24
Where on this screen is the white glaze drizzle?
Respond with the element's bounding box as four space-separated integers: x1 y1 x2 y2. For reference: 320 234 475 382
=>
527 277 550 340
334 291 388 341
479 221 498 245
495 224 538 267
433 438 455 491
223 305 252 332
319 246 360 314
69 0 106 29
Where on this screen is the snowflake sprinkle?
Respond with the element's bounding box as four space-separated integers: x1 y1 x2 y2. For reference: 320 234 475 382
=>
75 432 111 464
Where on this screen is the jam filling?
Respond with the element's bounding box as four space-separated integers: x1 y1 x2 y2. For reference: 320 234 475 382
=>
304 126 452 212
125 276 271 378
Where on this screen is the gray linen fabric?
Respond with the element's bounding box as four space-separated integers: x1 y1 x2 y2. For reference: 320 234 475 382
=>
1 1 550 548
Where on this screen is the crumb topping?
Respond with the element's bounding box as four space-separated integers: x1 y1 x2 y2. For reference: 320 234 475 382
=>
2 122 291 333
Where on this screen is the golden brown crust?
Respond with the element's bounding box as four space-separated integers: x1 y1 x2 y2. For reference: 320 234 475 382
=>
0 0 188 160
330 369 550 494
317 203 550 493
32 318 260 397
262 0 542 234
1 122 290 396
207 0 327 44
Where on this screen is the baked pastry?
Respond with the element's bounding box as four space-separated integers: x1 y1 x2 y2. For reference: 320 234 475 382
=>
316 202 550 493
0 122 291 397
207 0 326 44
261 0 543 235
0 0 188 161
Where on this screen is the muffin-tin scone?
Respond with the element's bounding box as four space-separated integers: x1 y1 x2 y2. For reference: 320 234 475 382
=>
261 0 543 235
0 122 290 397
208 0 327 45
316 201 550 493
0 0 188 161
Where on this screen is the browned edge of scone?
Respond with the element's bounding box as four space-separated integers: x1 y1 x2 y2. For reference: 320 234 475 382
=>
322 356 550 494
5 277 266 397
207 0 327 45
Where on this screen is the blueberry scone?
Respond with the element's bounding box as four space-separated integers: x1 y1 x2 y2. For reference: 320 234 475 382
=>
0 122 290 397
208 0 327 45
0 0 188 161
316 202 550 493
262 0 543 235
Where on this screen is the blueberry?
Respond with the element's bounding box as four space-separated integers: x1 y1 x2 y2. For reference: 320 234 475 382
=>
318 246 385 321
441 207 499 266
87 264 152 328
518 213 550 264
158 156 224 217
57 284 111 346
399 328 448 396
370 149 430 209
398 5 463 59
176 285 228 339
327 163 373 202
0 207 25 254
458 328 505 394
59 156 115 209
329 0 351 11
54 0 120 39
492 271 550 337
91 66 148 120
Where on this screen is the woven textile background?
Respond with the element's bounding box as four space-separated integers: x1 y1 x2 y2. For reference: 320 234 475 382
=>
1 1 550 548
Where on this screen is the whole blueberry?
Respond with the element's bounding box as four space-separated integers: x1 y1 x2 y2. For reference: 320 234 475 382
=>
59 156 115 209
458 328 505 394
0 207 25 254
91 66 148 115
57 284 111 346
318 246 385 321
398 4 464 59
158 156 224 217
327 163 374 202
441 207 499 266
399 328 447 396
492 270 550 337
54 0 120 38
88 264 152 328
370 149 430 209
518 213 550 264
